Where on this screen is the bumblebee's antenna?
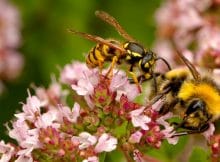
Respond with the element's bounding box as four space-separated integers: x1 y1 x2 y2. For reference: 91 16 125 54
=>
176 50 201 81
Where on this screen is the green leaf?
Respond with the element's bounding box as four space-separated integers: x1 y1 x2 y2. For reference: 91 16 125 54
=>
105 149 125 162
189 147 209 162
112 121 128 138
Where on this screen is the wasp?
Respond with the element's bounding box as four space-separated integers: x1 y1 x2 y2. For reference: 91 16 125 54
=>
68 11 171 91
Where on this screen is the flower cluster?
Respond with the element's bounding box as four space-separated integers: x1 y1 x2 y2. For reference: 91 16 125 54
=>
0 62 184 162
0 0 220 161
0 0 23 94
154 0 220 71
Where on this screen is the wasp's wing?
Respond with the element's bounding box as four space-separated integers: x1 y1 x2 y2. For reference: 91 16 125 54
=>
95 10 136 42
68 29 125 52
176 50 201 81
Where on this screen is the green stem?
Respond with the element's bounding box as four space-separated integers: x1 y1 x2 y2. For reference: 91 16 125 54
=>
100 152 107 162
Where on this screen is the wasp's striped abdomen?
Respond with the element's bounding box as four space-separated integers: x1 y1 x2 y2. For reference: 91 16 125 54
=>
86 40 122 69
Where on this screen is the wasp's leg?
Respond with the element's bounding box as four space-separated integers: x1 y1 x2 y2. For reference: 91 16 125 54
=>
106 56 118 78
98 61 104 74
128 65 142 92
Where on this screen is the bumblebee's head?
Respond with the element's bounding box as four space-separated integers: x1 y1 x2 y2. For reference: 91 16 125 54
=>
181 99 211 130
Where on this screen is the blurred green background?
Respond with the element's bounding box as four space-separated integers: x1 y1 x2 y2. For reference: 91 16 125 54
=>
0 1 210 161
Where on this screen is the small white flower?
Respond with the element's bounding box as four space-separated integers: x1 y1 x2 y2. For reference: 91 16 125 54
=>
15 154 33 162
82 156 99 162
35 109 60 129
130 107 151 130
202 123 215 141
72 132 97 150
0 140 15 162
15 94 46 122
109 70 139 101
129 131 143 144
59 103 80 123
94 133 117 153
156 112 179 145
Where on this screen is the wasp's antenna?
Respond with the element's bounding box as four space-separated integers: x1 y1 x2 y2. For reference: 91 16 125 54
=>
176 50 201 81
95 10 136 42
155 57 172 71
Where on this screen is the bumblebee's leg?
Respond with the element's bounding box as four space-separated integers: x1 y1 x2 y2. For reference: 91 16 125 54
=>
152 73 158 94
159 98 179 115
172 123 210 137
106 56 118 78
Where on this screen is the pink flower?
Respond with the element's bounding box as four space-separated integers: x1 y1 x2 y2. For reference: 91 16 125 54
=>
35 109 60 129
213 69 220 85
58 103 80 123
202 123 215 141
197 26 220 52
94 133 117 153
8 120 40 150
156 113 179 145
153 40 175 71
14 154 33 162
72 77 96 96
133 149 145 162
178 0 211 12
19 128 40 149
83 156 99 162
129 131 143 144
8 119 30 144
130 107 151 130
109 70 139 101
72 132 97 150
15 93 46 122
35 79 68 107
0 0 21 48
0 50 24 80
60 61 98 85
0 140 15 162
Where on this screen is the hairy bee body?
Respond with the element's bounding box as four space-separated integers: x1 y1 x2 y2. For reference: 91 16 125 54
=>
156 68 220 134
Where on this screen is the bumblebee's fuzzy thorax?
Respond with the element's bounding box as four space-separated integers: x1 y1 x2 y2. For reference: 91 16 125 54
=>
178 80 220 119
164 68 190 81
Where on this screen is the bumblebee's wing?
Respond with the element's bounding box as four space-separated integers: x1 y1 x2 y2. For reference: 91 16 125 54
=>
68 29 125 52
176 50 201 81
95 10 136 42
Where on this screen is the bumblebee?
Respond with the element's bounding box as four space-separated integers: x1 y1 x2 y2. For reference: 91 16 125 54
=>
150 50 220 136
68 11 171 90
